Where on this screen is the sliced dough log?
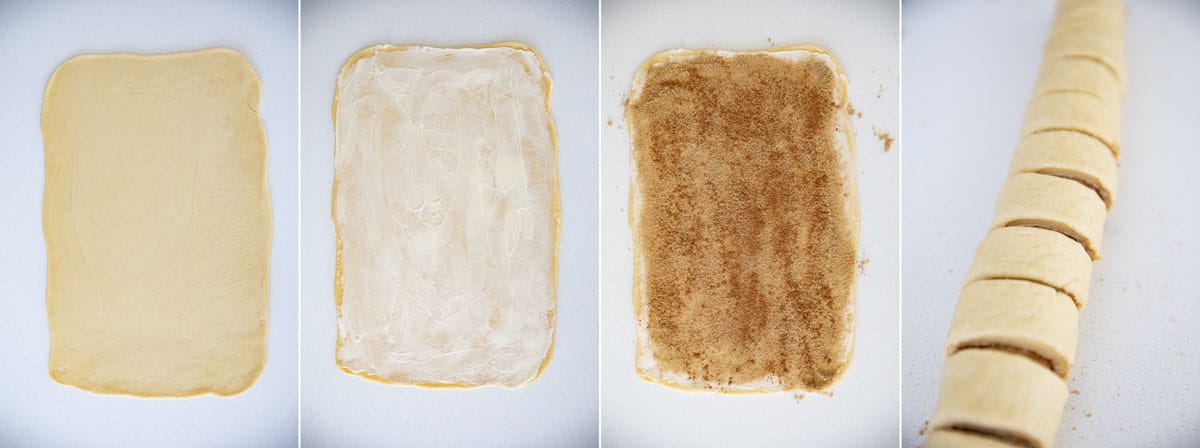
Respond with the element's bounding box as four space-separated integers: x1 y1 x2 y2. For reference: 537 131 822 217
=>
922 429 1023 448
946 279 1079 378
965 226 1092 309
1009 131 1118 208
930 349 1068 448
1053 2 1124 38
1021 92 1121 156
1043 27 1125 84
1033 57 1123 103
991 172 1107 260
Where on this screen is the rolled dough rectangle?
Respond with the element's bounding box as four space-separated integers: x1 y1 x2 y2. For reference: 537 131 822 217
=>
332 43 559 387
41 48 271 397
628 47 858 392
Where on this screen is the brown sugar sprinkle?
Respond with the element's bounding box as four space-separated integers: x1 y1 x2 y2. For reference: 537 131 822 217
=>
874 128 894 152
629 52 855 391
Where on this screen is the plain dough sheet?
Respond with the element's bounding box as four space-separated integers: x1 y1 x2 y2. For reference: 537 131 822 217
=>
331 43 560 388
1008 130 1119 208
964 226 1092 309
945 279 1079 378
929 349 1068 448
990 172 1108 260
41 48 271 397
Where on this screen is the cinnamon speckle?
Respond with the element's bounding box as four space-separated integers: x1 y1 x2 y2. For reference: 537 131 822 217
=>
873 128 894 152
629 52 854 391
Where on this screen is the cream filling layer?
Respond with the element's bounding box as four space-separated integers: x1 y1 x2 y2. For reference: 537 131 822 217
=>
333 45 556 387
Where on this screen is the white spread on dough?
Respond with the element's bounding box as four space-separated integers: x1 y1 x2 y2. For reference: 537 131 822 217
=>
333 45 557 387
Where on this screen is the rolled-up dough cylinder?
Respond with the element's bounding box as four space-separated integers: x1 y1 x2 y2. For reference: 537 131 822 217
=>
1020 91 1121 156
1043 28 1125 83
964 226 1092 308
1009 130 1118 208
946 279 1079 377
1033 57 1122 103
922 429 1023 448
930 349 1068 448
1052 2 1123 37
990 172 1107 260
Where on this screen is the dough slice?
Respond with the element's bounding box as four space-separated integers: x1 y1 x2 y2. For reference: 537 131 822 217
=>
41 48 270 397
1033 57 1123 103
1043 27 1125 84
964 226 1092 309
922 430 1023 448
1052 2 1124 37
945 280 1079 377
1020 91 1121 156
332 43 559 387
990 172 1107 260
929 349 1068 448
628 47 857 392
1009 130 1119 208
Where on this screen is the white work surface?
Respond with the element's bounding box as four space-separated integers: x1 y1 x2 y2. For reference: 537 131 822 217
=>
600 0 900 445
902 1 1200 447
0 0 299 447
298 0 599 446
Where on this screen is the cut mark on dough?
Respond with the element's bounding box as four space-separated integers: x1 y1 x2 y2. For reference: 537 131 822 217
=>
1029 168 1109 208
1030 127 1117 158
1057 54 1123 85
952 341 1067 378
940 425 1036 448
971 276 1081 310
1001 219 1097 260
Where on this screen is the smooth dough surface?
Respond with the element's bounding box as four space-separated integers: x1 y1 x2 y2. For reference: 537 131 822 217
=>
1021 92 1121 156
1033 57 1123 103
965 227 1092 309
922 430 1022 448
628 47 857 392
946 280 1079 377
332 43 558 387
930 349 1067 448
42 48 270 397
1009 130 1119 208
990 172 1107 260
1043 27 1126 83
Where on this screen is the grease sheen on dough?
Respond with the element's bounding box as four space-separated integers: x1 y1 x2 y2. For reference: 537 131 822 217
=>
332 44 558 387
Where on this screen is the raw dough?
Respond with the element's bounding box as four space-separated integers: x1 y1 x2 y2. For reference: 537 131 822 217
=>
964 226 1092 309
1033 57 1123 103
628 47 857 392
946 280 1079 377
929 349 1067 448
332 43 559 387
41 48 270 397
922 430 1022 448
1021 91 1121 156
1009 130 1119 208
1043 28 1126 83
990 172 1107 260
